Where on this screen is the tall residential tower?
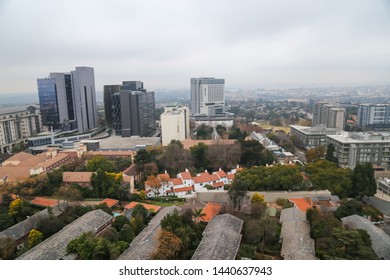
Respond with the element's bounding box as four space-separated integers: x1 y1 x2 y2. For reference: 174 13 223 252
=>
190 77 225 116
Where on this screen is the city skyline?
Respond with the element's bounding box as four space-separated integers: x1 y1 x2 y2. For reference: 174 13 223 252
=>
0 0 390 94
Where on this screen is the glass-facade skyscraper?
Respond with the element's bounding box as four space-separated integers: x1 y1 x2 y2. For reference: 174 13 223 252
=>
37 78 60 129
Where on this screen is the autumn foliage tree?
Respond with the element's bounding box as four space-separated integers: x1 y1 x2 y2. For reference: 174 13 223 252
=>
152 229 182 260
27 229 43 248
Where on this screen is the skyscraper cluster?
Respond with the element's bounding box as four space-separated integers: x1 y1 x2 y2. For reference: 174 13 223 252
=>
37 67 97 133
312 102 346 130
104 81 155 137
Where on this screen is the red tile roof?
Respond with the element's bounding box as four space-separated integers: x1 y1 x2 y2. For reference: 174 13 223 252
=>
215 170 227 178
100 198 119 208
193 172 212 184
288 198 312 212
30 197 59 208
199 202 222 222
158 173 171 182
209 174 219 181
212 181 224 188
227 174 235 180
124 202 161 212
179 171 192 180
171 178 183 186
167 186 194 193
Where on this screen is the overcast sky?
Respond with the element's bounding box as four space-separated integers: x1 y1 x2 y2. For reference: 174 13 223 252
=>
0 0 389 93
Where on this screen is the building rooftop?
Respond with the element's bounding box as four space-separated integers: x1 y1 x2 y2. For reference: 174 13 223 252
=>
16 209 113 260
1 152 35 166
100 198 119 208
181 139 236 150
191 214 243 260
279 207 306 223
341 214 390 260
0 203 64 241
62 172 93 183
0 105 38 116
327 132 390 144
118 206 181 260
124 202 161 212
30 197 59 208
199 202 222 223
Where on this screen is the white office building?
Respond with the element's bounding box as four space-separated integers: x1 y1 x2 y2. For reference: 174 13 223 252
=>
312 102 345 130
190 77 225 116
161 106 189 146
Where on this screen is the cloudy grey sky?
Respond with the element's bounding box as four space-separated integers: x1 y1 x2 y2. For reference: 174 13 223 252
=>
0 0 389 93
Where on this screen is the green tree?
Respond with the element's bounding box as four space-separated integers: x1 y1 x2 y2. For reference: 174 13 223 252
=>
132 204 148 223
8 198 34 223
160 140 193 176
87 156 115 172
334 199 363 219
113 157 132 172
239 139 265 167
112 216 130 232
192 208 206 223
119 224 135 243
352 163 376 199
196 124 212 140
325 143 337 164
190 142 209 170
37 216 65 238
27 229 43 248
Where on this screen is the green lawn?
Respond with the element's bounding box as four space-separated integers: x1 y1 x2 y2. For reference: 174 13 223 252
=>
143 199 185 207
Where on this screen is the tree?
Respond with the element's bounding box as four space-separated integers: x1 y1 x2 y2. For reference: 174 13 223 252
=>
112 216 131 232
27 229 43 248
229 127 245 140
207 143 242 170
305 145 325 163
47 169 64 194
190 142 209 170
196 124 212 140
152 229 182 260
251 193 265 204
132 204 148 222
215 124 227 136
352 163 376 199
8 198 34 223
325 143 337 164
119 224 135 243
37 216 65 238
239 139 265 167
54 185 83 212
113 157 132 172
334 199 363 219
0 237 16 260
192 208 206 223
159 140 193 176
1 194 14 208
86 156 115 172
145 175 162 197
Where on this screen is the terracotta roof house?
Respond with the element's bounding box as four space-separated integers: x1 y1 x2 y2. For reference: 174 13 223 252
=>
30 197 59 208
124 202 161 212
191 214 243 260
1 152 35 166
16 209 113 260
63 172 94 187
178 171 192 181
199 202 222 223
118 206 181 260
341 215 390 260
0 203 64 246
100 198 119 208
289 195 340 213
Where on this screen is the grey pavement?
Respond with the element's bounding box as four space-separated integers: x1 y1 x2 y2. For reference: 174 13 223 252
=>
363 196 390 216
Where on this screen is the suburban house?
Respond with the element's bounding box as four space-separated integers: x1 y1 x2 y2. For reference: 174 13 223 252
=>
16 209 113 260
288 195 341 213
63 172 94 187
144 167 241 198
199 202 222 223
100 198 119 208
191 214 243 260
30 197 59 208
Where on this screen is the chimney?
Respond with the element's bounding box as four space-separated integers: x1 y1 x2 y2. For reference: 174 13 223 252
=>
185 168 189 172
165 170 167 174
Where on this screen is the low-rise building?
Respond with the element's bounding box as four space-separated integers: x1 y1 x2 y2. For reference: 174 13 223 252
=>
118 206 181 260
290 125 339 150
191 214 243 260
341 214 390 260
327 131 390 170
63 172 94 187
16 209 113 260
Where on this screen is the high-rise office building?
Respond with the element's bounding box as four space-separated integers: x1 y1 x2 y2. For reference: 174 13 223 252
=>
110 81 155 137
71 67 97 133
37 66 97 133
104 85 121 127
161 106 190 145
190 77 225 116
312 102 345 130
357 104 390 130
